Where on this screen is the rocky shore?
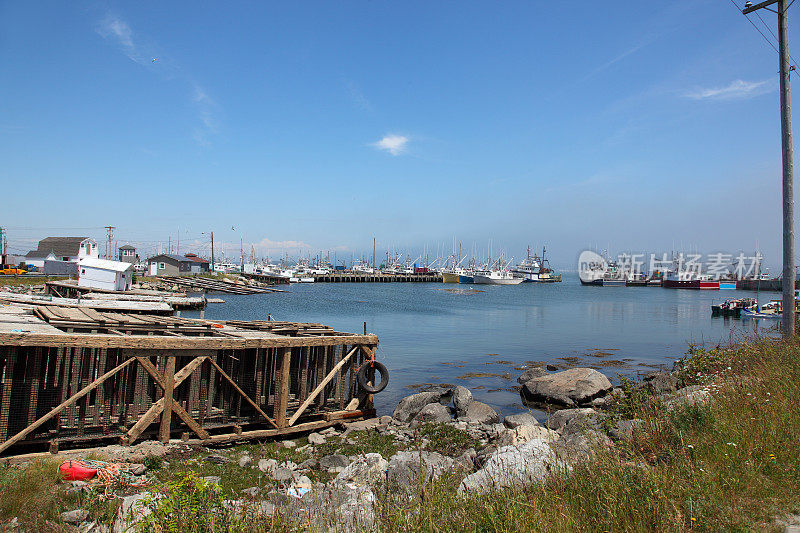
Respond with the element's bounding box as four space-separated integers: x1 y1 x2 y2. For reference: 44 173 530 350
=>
4 359 719 532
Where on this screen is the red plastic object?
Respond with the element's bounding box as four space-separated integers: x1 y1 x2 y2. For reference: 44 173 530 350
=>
59 461 97 481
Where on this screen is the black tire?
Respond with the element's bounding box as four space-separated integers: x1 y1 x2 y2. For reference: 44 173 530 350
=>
356 361 389 393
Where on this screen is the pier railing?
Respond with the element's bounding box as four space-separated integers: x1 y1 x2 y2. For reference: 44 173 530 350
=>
0 321 378 455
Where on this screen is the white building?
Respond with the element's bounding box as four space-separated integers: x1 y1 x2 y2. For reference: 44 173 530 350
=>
78 257 133 291
25 237 99 269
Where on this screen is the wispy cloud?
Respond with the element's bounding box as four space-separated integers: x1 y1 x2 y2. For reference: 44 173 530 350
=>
684 79 773 100
344 79 373 112
97 16 148 65
192 84 218 146
372 134 409 156
97 14 220 146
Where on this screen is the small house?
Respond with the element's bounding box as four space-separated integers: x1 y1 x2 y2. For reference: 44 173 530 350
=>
183 253 211 273
78 257 133 291
147 254 193 276
118 244 139 264
26 237 99 263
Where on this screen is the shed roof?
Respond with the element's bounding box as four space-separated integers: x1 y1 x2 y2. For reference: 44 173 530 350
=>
148 254 192 263
25 250 54 259
36 237 94 257
78 257 133 272
119 244 136 250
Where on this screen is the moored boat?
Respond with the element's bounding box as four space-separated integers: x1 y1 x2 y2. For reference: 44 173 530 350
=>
473 270 524 285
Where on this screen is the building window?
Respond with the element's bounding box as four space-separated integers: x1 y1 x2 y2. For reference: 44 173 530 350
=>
159 262 166 269
81 269 85 275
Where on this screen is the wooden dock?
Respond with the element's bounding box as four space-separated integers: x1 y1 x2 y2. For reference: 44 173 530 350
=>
0 306 379 455
313 273 442 283
0 292 174 314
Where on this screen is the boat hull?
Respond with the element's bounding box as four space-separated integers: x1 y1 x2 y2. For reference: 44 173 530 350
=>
473 275 524 285
601 279 626 287
719 281 736 290
580 278 603 286
663 279 719 290
442 272 460 283
458 275 474 284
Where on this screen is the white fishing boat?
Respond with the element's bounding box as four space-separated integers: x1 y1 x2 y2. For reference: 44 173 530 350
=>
473 270 524 285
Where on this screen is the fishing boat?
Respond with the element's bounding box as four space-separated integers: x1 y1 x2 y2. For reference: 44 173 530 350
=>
442 270 460 283
661 254 719 290
511 246 562 283
473 270 524 285
458 271 475 284
711 298 756 317
741 304 781 319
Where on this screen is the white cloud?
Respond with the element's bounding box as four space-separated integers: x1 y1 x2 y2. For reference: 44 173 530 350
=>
684 79 773 100
191 84 218 146
97 16 145 64
372 134 409 156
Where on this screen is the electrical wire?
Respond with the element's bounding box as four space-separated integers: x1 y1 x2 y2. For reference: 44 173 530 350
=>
730 0 799 74
753 7 800 67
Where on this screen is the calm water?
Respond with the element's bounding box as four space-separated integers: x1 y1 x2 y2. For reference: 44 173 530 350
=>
183 276 773 418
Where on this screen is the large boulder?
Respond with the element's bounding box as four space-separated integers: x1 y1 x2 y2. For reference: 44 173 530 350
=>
387 451 455 490
496 425 559 447
460 401 500 425
452 386 473 417
608 419 644 441
413 402 452 424
334 453 388 487
553 430 612 465
522 368 612 406
457 439 565 495
319 454 350 471
393 391 444 422
642 371 678 395
546 408 605 432
504 412 540 429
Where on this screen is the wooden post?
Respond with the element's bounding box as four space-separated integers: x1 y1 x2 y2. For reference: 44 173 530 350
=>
275 347 291 427
159 354 176 443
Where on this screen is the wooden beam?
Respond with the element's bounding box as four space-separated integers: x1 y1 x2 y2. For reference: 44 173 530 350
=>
158 355 176 443
287 346 360 426
0 357 136 454
125 398 164 444
206 358 279 429
0 332 378 350
274 347 292 428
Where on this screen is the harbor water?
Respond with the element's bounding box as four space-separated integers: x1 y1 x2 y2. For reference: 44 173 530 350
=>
184 276 773 418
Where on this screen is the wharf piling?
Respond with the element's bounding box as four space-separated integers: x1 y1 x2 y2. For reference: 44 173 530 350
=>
313 273 442 283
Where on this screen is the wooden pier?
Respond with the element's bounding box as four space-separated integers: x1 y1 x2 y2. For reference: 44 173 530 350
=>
0 305 380 455
313 273 442 283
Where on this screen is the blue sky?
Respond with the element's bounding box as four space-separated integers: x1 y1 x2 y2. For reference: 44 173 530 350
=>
1 1 798 268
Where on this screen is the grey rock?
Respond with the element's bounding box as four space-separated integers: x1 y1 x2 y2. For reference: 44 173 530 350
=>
496 425 559 447
504 412 540 429
201 476 221 485
666 385 712 408
643 371 678 394
334 453 388 486
61 509 89 524
517 366 547 384
546 364 559 371
554 430 612 465
298 457 319 470
205 454 229 465
387 451 454 490
522 368 612 406
457 439 565 495
546 408 603 432
608 419 644 441
225 500 275 518
308 432 326 445
271 467 294 482
452 385 473 416
238 455 252 468
258 458 278 473
326 483 377 529
283 440 297 449
129 464 146 476
455 448 477 471
240 487 260 497
319 454 350 470
460 401 500 425
413 402 452 424
113 493 154 533
393 391 446 423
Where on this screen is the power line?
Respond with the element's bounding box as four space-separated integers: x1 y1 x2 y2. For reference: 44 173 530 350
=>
753 7 800 67
730 0 799 73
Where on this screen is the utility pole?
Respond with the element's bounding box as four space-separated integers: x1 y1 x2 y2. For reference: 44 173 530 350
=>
743 0 795 335
373 237 376 271
104 226 115 260
240 237 244 274
0 227 5 264
210 231 215 273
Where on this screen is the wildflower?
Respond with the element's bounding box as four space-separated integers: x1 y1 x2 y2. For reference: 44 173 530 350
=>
687 444 694 449
691 517 697 522
726 442 737 447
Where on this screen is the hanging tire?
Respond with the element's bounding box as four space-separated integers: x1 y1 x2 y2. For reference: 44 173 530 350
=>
356 360 389 393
